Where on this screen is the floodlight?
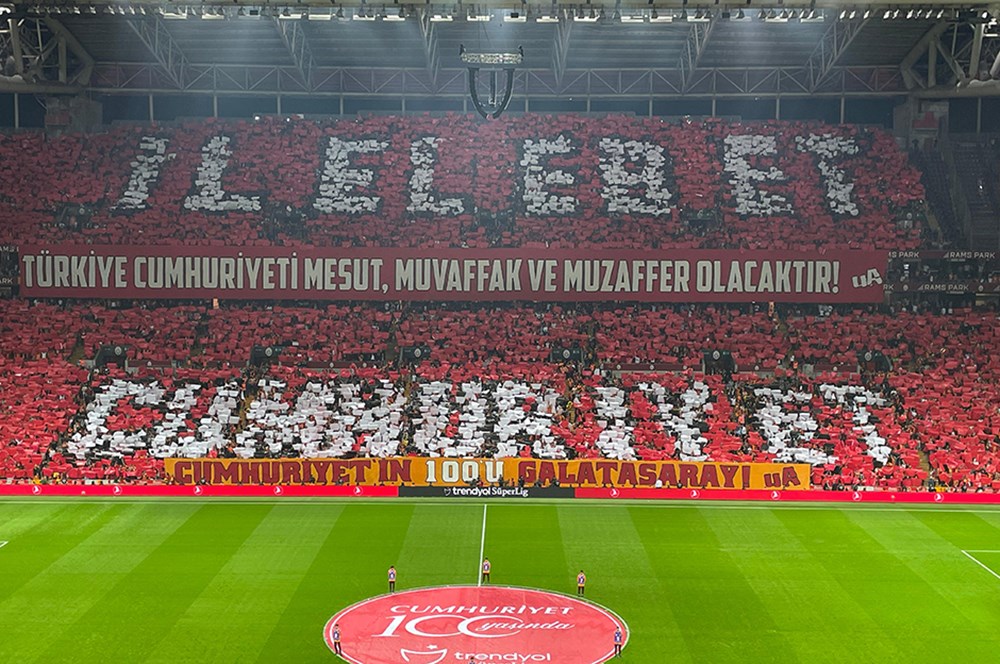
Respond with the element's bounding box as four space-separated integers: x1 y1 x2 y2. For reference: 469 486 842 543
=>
383 6 406 21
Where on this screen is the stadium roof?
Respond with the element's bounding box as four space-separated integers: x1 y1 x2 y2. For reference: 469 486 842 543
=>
0 1 998 99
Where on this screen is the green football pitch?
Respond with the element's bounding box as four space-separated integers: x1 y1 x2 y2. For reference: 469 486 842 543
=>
2 499 1000 663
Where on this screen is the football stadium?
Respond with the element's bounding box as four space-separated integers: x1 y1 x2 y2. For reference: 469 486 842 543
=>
0 0 999 661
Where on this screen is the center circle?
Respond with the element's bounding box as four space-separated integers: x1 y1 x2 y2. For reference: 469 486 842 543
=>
324 585 628 663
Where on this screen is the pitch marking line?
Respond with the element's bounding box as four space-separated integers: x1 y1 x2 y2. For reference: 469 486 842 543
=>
0 541 7 548
961 550 1000 582
477 504 488 586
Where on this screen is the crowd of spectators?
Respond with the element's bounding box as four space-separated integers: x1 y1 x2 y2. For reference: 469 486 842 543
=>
0 114 925 251
0 114 995 491
0 298 996 491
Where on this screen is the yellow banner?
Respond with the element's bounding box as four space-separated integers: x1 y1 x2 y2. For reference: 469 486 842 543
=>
165 457 810 490
511 459 810 490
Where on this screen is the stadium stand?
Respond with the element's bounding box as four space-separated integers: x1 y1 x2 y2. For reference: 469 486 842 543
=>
0 115 924 250
196 304 394 367
0 115 996 492
0 358 88 481
0 297 996 490
910 149 963 245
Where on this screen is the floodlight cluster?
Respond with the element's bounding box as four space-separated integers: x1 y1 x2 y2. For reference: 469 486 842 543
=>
12 3 1000 24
